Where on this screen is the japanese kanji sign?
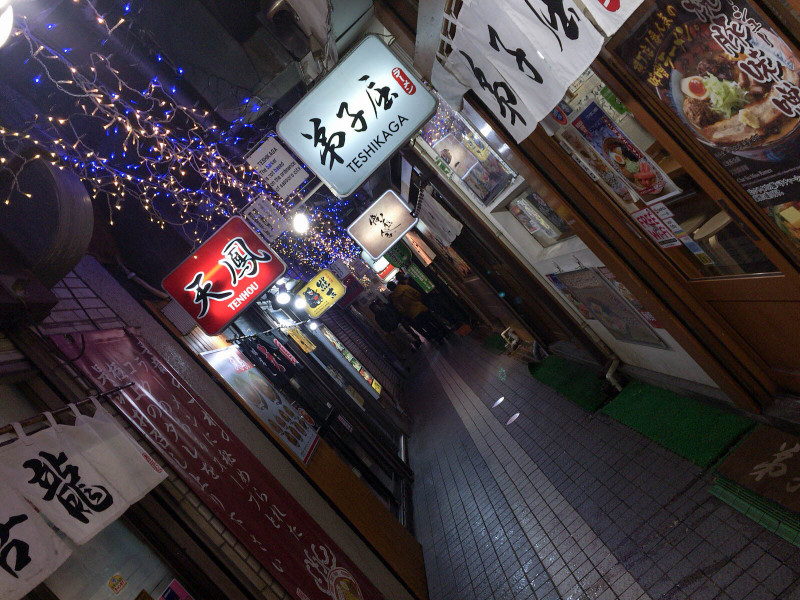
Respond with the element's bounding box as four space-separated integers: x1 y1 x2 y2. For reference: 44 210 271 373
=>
441 0 603 141
246 137 309 201
162 217 286 335
632 207 683 249
277 35 437 197
297 269 345 318
717 425 800 514
51 329 386 600
0 489 71 600
347 190 418 260
616 0 800 247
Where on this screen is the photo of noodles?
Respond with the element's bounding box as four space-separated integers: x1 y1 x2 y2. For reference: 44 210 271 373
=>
662 23 800 159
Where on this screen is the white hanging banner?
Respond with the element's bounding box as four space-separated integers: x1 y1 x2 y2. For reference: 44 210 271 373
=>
0 488 72 600
0 417 127 545
444 33 539 142
577 0 644 36
445 0 604 142
68 400 167 504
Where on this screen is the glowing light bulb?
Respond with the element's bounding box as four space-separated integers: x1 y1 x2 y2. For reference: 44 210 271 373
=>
0 6 14 49
293 212 309 234
275 291 290 305
308 320 318 331
293 296 307 310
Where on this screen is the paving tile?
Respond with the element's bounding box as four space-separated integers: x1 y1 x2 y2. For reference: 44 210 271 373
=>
406 339 800 600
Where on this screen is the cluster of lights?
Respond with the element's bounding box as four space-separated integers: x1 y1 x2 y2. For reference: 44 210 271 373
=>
0 3 362 273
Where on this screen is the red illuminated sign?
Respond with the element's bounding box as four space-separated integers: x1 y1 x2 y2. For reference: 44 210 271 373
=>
162 216 286 335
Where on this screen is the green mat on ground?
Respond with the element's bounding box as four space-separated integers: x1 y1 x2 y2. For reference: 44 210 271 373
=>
482 333 507 354
528 356 608 413
711 475 800 547
601 381 754 467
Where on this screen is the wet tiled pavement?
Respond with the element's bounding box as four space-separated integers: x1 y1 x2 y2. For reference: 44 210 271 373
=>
406 337 800 600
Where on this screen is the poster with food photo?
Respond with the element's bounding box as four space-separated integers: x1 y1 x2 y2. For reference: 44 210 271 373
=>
572 102 681 205
201 347 320 465
616 0 800 246
556 269 667 348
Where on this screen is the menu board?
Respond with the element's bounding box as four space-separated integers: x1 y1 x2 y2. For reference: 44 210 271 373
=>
616 0 800 246
318 324 383 395
201 347 320 465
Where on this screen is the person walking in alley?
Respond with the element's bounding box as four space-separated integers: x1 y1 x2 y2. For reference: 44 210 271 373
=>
387 279 446 343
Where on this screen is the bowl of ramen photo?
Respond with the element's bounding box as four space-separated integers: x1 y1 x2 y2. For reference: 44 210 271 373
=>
663 23 800 161
327 567 364 600
601 137 664 195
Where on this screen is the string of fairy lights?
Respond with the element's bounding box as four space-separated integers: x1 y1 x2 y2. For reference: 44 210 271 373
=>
0 2 363 274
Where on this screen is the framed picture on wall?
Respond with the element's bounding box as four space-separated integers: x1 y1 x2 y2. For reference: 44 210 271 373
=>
555 268 667 348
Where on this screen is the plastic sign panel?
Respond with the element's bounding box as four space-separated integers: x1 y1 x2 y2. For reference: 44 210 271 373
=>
162 216 286 335
276 35 437 197
348 189 418 260
246 136 309 200
297 269 345 318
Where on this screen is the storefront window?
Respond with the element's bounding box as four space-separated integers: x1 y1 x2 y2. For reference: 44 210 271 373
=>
611 0 800 250
504 187 575 247
417 91 517 206
45 521 180 600
554 68 777 277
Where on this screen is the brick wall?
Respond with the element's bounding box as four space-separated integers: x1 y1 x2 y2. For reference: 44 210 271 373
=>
38 269 290 600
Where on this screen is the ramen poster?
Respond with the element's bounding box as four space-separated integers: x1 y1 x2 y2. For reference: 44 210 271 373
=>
201 346 320 465
618 0 800 244
571 101 681 205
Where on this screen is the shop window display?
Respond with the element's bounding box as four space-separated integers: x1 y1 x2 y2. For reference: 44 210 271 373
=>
554 68 777 277
613 0 800 250
417 91 516 206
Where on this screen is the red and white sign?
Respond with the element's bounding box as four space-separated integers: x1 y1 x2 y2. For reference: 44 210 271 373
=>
51 329 384 600
632 208 682 249
582 0 644 35
162 217 286 335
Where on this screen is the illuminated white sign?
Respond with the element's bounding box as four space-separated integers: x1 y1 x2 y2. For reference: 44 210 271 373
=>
277 35 437 197
348 190 418 260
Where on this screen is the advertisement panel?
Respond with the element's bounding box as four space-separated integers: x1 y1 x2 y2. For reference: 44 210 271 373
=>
616 0 800 246
162 217 286 335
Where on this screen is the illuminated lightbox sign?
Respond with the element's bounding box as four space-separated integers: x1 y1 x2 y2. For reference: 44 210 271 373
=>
162 217 286 335
277 35 437 197
297 269 345 318
348 189 418 260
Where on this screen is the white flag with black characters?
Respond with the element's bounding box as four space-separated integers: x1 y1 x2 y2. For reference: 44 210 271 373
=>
67 399 166 504
442 0 603 141
0 418 127 545
0 488 71 600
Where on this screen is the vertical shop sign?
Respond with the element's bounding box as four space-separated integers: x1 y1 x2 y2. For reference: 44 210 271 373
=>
296 270 346 318
162 217 287 335
277 35 437 197
347 190 418 260
442 0 603 141
406 264 435 293
616 0 800 246
246 137 309 200
51 329 385 600
583 0 645 36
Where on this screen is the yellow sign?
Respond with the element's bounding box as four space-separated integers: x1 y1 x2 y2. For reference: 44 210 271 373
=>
286 326 317 353
297 269 345 318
